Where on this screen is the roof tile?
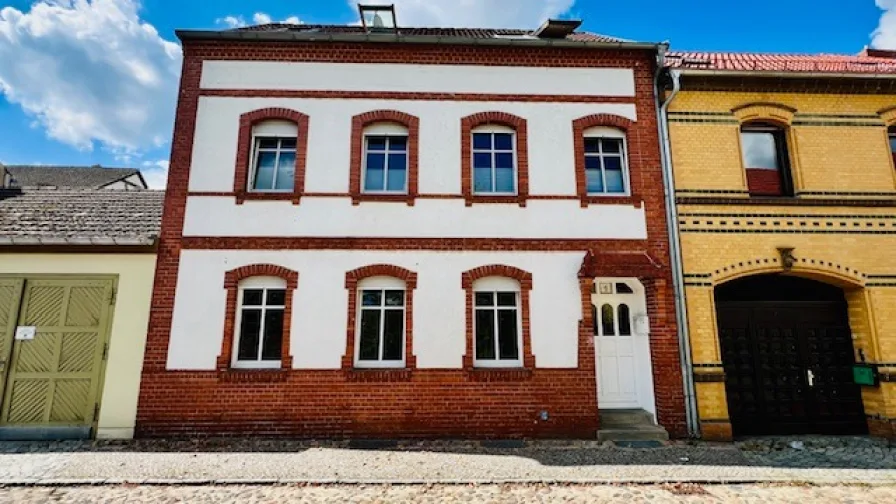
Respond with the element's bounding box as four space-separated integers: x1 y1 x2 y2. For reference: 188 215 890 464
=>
3 165 145 189
666 51 896 75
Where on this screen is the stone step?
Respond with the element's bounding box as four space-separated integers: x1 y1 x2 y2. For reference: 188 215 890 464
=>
599 408 655 428
597 425 670 443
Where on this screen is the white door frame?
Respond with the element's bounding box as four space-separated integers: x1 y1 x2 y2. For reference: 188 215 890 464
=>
592 277 657 420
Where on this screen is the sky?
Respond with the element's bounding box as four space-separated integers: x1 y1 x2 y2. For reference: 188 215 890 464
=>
0 0 893 189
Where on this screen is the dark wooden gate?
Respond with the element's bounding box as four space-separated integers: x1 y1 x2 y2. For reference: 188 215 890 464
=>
715 275 867 436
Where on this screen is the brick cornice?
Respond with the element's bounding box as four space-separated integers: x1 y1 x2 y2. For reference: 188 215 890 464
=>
233 107 310 204
217 263 299 371
461 264 535 370
571 113 641 207
349 110 420 206
342 264 418 371
460 111 529 207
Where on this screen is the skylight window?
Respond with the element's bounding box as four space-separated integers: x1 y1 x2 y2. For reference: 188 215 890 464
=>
359 4 398 32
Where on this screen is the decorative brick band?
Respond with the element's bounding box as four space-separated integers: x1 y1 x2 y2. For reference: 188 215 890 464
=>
572 113 640 207
731 102 796 126
217 264 299 371
349 110 420 206
461 264 535 370
342 264 418 371
460 112 529 207
233 107 310 204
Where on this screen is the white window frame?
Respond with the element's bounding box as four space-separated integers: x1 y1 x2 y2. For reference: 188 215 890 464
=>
361 122 410 194
232 276 288 369
582 126 631 197
471 125 518 196
472 276 523 368
354 276 407 368
248 120 298 193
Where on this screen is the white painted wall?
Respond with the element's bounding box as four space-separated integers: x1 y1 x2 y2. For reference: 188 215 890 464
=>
167 250 586 371
201 61 636 97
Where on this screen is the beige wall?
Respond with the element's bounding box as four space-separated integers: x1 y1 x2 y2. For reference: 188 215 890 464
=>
0 253 156 439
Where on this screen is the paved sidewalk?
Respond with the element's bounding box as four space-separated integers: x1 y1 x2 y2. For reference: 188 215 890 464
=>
0 436 893 486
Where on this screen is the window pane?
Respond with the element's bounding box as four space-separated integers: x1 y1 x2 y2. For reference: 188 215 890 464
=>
253 151 277 190
602 138 622 154
493 133 513 150
243 289 264 306
386 153 407 191
261 309 284 360
237 309 262 361
584 138 600 153
359 310 381 361
472 133 492 150
584 155 601 170
586 168 604 193
365 153 385 191
618 304 632 336
495 152 514 169
741 131 780 170
604 161 625 193
601 304 615 336
258 138 278 149
496 292 517 307
362 290 382 307
473 166 493 193
274 152 296 191
592 306 599 335
475 292 494 306
495 166 515 193
497 309 520 360
615 282 634 294
280 138 297 149
389 136 408 151
890 135 896 153
382 310 404 361
385 290 405 307
475 309 496 360
473 152 492 169
367 136 387 151
266 289 286 306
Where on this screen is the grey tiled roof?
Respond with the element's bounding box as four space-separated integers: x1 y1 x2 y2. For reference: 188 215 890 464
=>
4 165 146 189
0 188 164 246
234 24 630 43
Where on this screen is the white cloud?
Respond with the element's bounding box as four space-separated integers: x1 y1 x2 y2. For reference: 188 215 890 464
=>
216 15 245 28
253 12 272 25
0 0 181 157
873 0 896 49
217 12 303 29
347 0 575 28
141 159 168 189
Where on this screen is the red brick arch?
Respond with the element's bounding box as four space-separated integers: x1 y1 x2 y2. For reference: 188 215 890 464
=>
461 111 529 207
233 107 310 204
349 110 421 206
217 264 299 371
461 264 535 370
572 113 638 207
342 264 418 370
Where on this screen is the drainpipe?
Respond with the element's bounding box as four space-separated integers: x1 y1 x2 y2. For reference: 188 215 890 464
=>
653 60 699 436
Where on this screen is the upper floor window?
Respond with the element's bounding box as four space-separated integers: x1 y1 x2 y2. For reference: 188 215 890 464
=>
583 127 629 195
233 276 287 369
363 123 409 193
740 122 793 196
472 126 516 194
473 277 522 367
888 126 896 166
250 120 297 192
356 276 406 368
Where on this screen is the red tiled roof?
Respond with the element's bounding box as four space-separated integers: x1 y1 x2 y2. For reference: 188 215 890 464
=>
234 24 629 44
666 50 896 74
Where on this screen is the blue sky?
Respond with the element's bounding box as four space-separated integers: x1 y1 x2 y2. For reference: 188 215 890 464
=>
0 0 892 188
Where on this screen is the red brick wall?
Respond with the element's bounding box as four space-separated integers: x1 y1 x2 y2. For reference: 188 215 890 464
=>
135 40 686 439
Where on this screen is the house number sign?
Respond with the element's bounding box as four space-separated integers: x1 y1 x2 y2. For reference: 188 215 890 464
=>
15 326 36 340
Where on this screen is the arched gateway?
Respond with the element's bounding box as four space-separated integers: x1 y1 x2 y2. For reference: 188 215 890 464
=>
715 274 867 436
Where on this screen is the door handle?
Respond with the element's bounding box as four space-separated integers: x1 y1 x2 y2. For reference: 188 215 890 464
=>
807 369 815 388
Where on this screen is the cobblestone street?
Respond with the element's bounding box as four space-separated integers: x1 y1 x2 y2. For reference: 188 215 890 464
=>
2 483 895 503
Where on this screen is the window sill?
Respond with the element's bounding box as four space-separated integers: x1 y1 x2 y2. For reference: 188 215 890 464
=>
464 194 527 207
344 368 413 382
580 194 641 208
235 190 301 205
218 368 289 383
465 368 533 381
351 193 416 206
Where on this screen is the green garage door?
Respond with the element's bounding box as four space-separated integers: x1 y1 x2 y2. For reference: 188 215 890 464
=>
0 277 114 440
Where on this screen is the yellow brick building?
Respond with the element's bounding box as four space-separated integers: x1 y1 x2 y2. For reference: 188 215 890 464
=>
663 51 896 440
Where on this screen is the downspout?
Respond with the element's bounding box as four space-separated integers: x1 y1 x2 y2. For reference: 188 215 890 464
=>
653 60 699 436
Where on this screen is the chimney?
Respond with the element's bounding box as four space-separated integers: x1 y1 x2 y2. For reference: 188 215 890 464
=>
860 46 896 59
0 164 9 189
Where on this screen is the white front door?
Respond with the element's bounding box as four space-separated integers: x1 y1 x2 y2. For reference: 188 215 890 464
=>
592 279 655 412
